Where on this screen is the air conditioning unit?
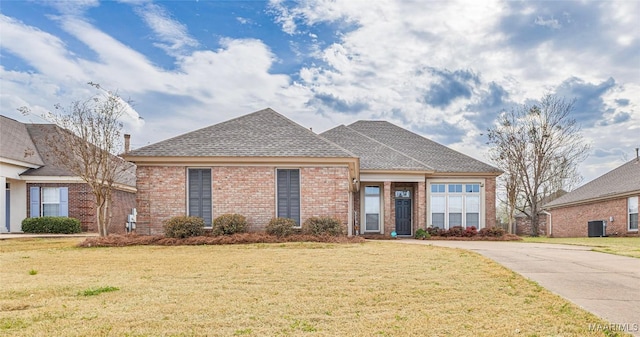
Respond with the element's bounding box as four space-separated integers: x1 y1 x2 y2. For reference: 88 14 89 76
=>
587 220 606 237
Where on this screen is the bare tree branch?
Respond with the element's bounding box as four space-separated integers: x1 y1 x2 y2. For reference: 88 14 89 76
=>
487 94 590 236
19 83 132 237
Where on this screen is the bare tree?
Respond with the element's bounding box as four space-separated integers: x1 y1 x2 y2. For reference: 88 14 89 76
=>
19 83 133 236
487 94 590 236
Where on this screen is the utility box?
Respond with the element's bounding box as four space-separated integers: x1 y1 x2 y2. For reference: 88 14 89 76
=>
587 220 606 237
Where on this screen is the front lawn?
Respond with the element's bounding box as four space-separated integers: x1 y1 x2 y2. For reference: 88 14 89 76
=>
0 238 625 336
522 236 640 258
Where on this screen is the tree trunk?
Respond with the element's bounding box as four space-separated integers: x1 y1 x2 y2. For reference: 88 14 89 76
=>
530 213 539 237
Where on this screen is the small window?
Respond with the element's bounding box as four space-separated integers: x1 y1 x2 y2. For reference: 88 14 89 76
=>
431 184 445 193
395 190 410 198
448 184 462 193
466 184 480 193
629 196 639 231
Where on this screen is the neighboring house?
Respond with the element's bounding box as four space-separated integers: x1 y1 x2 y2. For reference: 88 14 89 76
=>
0 115 136 233
124 108 501 237
543 157 640 237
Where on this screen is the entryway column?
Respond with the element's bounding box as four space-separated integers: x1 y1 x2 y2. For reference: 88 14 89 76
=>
417 181 426 230
383 181 392 235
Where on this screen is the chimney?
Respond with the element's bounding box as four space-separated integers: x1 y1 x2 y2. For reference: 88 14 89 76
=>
636 147 639 162
124 134 131 154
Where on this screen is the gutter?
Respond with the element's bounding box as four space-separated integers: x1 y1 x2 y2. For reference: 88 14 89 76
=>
541 210 552 237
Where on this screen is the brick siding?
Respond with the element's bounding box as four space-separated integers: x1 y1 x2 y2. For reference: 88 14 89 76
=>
26 182 135 234
548 195 639 237
484 177 497 228
135 165 351 235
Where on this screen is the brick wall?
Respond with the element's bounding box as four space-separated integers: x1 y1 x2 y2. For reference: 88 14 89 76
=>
549 195 639 237
515 215 547 236
26 182 135 234
485 177 497 228
135 165 351 235
135 166 186 235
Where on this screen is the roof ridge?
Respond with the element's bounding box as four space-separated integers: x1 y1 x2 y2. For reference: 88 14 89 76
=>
339 124 434 170
349 120 500 173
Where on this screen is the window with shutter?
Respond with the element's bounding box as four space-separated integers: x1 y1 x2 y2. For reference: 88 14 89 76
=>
188 169 212 226
277 169 300 226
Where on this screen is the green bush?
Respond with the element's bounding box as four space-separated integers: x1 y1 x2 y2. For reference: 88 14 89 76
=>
265 217 297 237
163 216 205 238
415 228 430 240
212 214 247 236
302 216 344 236
21 217 82 234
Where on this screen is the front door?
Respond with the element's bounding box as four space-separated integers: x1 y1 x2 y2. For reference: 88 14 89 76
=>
395 198 411 235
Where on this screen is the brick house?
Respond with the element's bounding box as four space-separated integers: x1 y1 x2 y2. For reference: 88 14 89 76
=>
543 158 640 237
124 108 501 236
1 116 136 234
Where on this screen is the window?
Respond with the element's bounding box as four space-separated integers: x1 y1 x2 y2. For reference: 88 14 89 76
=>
188 169 212 227
277 169 300 226
42 188 61 216
429 183 482 229
364 186 381 231
29 187 68 218
629 196 639 231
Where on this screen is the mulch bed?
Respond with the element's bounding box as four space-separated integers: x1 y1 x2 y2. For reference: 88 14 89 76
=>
422 234 522 241
77 232 366 247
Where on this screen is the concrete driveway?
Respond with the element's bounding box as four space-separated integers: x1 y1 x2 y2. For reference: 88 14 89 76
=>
398 239 640 336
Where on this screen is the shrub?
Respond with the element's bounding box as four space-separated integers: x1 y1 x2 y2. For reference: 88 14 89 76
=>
464 226 478 237
302 216 344 236
21 217 82 234
444 226 465 237
478 226 506 237
426 227 445 236
212 214 247 236
265 217 297 237
414 228 430 240
163 216 205 238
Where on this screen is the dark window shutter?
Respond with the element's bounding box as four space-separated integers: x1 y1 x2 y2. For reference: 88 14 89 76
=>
188 169 212 226
277 169 300 225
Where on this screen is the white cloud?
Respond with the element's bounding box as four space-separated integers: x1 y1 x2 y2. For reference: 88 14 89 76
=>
132 2 199 57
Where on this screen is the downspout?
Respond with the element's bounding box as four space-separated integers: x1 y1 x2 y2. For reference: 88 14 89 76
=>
541 210 552 237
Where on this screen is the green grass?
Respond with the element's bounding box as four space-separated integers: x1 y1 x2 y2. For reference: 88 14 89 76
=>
0 238 628 336
78 286 120 297
523 237 640 258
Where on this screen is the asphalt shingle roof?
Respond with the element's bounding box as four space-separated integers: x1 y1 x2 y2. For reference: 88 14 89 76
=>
0 119 136 188
320 125 431 171
545 158 640 208
0 115 44 166
346 121 501 173
126 108 355 158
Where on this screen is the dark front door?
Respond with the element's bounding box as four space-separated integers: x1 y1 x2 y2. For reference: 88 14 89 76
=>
395 198 411 235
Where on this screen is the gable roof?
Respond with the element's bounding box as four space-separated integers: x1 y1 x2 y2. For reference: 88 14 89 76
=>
344 120 501 174
545 158 640 208
320 125 432 171
21 123 137 188
0 115 44 167
0 115 135 188
125 108 356 159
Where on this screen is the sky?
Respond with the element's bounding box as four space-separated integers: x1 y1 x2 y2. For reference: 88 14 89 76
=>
1 0 638 186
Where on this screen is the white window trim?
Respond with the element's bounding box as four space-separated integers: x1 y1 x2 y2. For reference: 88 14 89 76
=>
629 196 639 232
41 187 60 217
361 183 384 234
426 178 486 229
